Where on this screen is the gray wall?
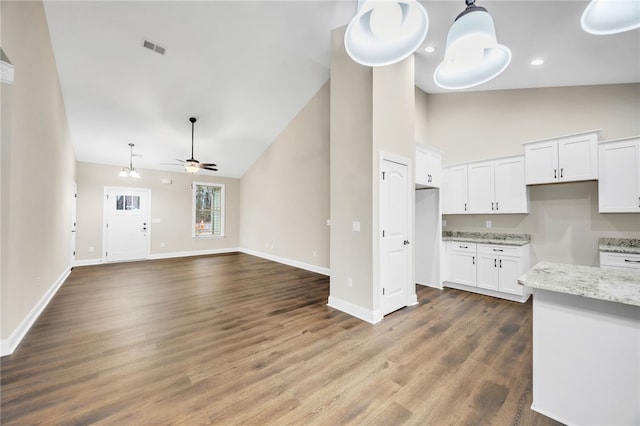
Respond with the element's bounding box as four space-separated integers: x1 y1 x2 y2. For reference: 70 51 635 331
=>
1 1 76 340
239 82 330 270
75 163 240 261
415 84 640 266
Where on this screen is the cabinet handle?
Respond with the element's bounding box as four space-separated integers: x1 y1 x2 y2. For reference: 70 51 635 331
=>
472 256 475 265
464 203 467 211
560 168 564 178
491 202 494 211
638 196 639 208
624 259 640 264
496 202 499 211
459 245 468 249
493 248 503 252
494 259 497 268
499 259 502 268
554 169 557 179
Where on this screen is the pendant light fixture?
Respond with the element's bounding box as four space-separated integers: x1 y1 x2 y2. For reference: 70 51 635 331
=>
581 0 640 35
344 0 429 67
119 143 141 178
433 0 511 90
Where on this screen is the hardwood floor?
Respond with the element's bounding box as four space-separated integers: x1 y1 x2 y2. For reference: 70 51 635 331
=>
1 253 561 425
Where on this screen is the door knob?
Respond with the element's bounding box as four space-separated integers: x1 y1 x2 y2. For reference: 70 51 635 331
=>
403 240 410 245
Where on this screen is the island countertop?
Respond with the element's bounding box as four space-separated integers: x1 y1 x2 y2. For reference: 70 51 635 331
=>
518 261 640 307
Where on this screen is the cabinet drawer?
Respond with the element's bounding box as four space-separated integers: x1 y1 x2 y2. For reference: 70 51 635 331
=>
477 244 522 257
449 241 476 253
600 252 640 270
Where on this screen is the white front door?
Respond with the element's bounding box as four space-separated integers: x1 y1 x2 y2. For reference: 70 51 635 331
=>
104 187 150 262
380 157 410 316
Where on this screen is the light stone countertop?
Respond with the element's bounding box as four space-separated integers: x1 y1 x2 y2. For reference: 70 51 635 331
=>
518 262 640 307
599 238 640 255
442 231 530 246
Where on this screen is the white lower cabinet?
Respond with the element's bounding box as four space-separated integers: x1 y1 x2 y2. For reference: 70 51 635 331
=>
446 241 530 302
449 243 476 286
600 251 640 271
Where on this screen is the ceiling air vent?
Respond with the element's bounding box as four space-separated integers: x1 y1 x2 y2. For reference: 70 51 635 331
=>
142 39 166 56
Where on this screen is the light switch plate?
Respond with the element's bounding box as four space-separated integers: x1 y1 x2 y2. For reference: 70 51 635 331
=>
352 221 360 232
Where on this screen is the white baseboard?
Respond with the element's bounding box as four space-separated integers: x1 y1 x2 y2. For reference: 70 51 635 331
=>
239 248 330 276
444 281 531 303
1 267 71 357
408 293 418 306
148 247 240 261
416 281 444 290
327 295 382 324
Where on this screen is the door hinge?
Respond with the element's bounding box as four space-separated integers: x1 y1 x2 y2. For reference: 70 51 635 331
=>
106 223 109 228
382 288 385 295
105 251 108 257
382 230 385 238
73 251 76 256
382 171 385 180
106 194 109 200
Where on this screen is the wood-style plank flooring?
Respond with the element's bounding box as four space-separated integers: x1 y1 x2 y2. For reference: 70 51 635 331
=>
1 253 561 425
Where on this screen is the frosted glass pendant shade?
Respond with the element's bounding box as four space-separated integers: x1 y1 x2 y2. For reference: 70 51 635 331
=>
433 5 511 90
344 0 429 67
581 0 640 35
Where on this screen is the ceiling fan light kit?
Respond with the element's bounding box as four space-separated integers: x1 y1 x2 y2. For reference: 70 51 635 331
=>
119 142 141 178
433 0 511 90
581 0 640 34
344 0 429 67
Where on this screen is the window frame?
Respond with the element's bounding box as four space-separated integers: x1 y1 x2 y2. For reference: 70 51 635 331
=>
192 182 225 239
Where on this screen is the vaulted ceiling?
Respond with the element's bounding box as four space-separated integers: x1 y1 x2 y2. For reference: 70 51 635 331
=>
43 1 640 178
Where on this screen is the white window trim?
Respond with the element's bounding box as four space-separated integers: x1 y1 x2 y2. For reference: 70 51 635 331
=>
192 182 225 239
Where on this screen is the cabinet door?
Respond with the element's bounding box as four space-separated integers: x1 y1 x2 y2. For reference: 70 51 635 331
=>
599 139 640 213
497 256 523 296
525 141 558 184
476 254 499 290
558 133 598 182
415 146 429 186
449 165 469 214
426 151 442 188
468 161 495 214
450 251 476 286
494 156 528 213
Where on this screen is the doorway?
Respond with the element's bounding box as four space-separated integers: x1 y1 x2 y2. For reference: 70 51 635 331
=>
103 186 151 262
380 154 412 316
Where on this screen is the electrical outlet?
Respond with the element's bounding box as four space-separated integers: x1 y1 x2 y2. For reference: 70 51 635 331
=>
347 278 353 288
89 246 95 252
160 242 165 247
486 221 492 228
313 251 317 257
352 221 360 232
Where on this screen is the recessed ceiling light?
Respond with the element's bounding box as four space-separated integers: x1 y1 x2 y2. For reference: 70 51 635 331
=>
424 45 436 53
531 58 544 66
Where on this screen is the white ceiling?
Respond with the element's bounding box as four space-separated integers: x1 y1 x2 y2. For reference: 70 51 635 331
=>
43 1 640 178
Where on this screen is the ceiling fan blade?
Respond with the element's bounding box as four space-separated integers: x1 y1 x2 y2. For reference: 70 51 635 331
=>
175 158 185 163
200 162 217 167
202 166 218 171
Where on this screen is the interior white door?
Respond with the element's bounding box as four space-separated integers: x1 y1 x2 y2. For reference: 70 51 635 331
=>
104 187 150 262
380 158 410 316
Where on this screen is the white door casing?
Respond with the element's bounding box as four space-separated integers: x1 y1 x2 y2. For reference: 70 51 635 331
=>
71 182 77 266
103 187 151 262
380 155 411 317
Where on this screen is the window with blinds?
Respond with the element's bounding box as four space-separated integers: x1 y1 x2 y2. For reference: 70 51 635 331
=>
192 182 225 237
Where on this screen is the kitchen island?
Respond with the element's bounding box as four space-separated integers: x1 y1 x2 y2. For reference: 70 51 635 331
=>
519 262 640 426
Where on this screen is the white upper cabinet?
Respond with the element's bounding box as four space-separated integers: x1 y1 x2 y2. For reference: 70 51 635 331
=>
524 130 600 185
465 156 528 214
468 161 495 214
415 144 442 188
443 165 469 214
598 137 640 213
494 156 528 213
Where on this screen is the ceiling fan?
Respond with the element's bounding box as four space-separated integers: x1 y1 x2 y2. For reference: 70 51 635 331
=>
167 117 218 173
